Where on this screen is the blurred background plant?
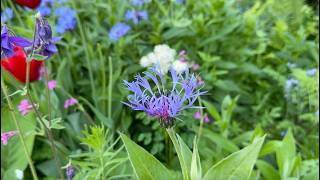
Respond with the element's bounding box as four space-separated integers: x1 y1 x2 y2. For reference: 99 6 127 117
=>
1 0 319 179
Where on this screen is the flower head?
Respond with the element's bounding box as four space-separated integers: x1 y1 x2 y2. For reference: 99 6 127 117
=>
36 5 52 17
194 111 201 119
64 98 78 109
66 163 75 180
172 60 188 74
1 25 32 58
48 80 57 90
306 68 317 77
55 7 77 34
125 10 148 24
1 131 18 145
18 99 33 116
34 14 60 58
194 111 210 123
1 8 14 23
1 47 44 83
285 78 298 92
123 66 206 128
15 0 41 9
108 23 131 42
15 169 24 180
176 0 186 4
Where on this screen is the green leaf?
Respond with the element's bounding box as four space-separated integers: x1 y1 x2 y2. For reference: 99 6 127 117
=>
202 100 221 122
120 133 174 180
167 128 192 180
191 137 202 180
202 128 239 153
256 160 281 180
203 135 266 180
276 129 296 179
259 140 282 157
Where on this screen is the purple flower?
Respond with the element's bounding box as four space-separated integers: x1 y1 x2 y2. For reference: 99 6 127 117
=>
194 111 210 123
66 164 75 180
194 111 201 119
123 66 206 128
18 99 33 116
306 68 317 77
131 0 146 6
54 7 77 34
47 80 57 90
1 25 32 58
125 10 148 24
1 8 14 23
108 23 131 42
1 131 18 145
64 98 78 109
204 114 210 123
34 14 60 58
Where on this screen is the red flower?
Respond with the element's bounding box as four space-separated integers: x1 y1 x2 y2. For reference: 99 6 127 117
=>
15 0 41 9
1 47 44 83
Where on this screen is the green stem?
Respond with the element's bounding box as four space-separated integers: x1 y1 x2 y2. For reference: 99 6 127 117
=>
108 57 114 140
196 97 204 144
97 44 106 114
1 79 39 180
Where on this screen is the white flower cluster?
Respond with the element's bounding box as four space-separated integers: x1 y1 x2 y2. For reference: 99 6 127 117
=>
139 44 188 74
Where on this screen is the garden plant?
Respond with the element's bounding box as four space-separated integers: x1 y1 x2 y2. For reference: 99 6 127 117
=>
1 0 319 179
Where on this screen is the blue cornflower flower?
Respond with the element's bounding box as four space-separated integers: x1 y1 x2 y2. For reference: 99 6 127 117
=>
125 10 148 24
108 23 131 42
131 0 146 6
54 7 77 34
123 66 206 128
306 68 317 77
1 25 32 58
1 8 14 23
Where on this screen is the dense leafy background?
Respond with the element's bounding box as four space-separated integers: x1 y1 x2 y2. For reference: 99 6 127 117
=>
1 0 319 179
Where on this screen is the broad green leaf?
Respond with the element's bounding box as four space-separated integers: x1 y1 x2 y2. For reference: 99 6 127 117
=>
167 128 192 180
202 100 221 122
276 129 296 178
259 140 282 157
191 137 202 180
256 160 281 180
203 135 266 180
120 133 173 180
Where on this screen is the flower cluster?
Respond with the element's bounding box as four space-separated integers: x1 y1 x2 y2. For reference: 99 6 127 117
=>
194 111 210 123
64 98 78 109
18 99 33 116
123 66 206 128
131 0 148 6
48 80 57 90
140 44 189 74
125 10 148 24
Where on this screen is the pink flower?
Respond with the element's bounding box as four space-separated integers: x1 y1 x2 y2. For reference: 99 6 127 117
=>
204 113 210 123
192 63 200 71
18 99 32 116
1 131 18 145
47 80 57 90
64 98 78 109
194 111 201 119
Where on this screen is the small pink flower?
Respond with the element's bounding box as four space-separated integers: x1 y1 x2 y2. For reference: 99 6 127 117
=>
1 131 18 145
64 98 78 109
194 111 201 119
18 99 32 116
47 80 57 90
192 63 200 71
204 113 210 123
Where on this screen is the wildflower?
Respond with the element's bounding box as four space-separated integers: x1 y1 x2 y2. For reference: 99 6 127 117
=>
1 8 14 23
55 7 77 34
64 98 78 109
285 78 298 92
1 47 44 83
306 68 317 77
47 80 57 90
179 50 187 61
204 113 210 123
1 131 17 145
36 5 52 17
66 164 75 180
125 10 148 24
108 23 131 42
139 44 177 74
194 111 201 119
176 0 186 4
172 60 188 74
15 169 24 180
18 99 33 116
123 66 206 128
34 13 60 58
131 0 147 6
1 25 32 58
191 63 200 71
15 0 41 9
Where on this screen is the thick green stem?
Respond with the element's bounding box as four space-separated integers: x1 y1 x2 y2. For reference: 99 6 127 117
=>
1 79 39 180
